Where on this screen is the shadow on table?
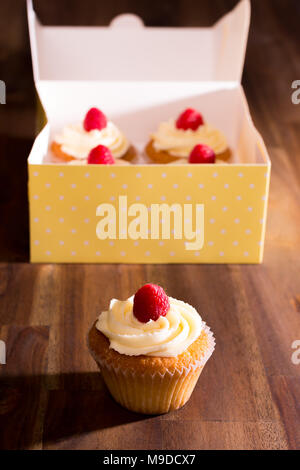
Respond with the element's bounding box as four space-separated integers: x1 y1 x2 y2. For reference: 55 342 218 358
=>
0 371 153 449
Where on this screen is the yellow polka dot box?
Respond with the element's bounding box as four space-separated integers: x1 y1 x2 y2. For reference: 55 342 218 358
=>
27 0 270 264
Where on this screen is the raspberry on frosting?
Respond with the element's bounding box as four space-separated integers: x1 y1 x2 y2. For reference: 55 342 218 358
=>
87 145 115 164
84 107 107 132
175 108 204 131
133 284 170 323
189 144 216 164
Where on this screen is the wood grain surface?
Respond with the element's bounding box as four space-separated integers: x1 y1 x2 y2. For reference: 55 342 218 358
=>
0 0 299 450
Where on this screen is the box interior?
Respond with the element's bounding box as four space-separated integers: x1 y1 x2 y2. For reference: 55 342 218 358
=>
28 81 269 166
27 0 268 167
28 0 250 83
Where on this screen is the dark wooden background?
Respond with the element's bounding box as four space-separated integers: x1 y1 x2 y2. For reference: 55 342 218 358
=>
0 0 299 450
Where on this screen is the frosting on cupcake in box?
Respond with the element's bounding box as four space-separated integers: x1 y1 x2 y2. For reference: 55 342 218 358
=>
96 295 203 357
68 158 130 166
54 121 129 160
166 158 228 165
151 119 228 157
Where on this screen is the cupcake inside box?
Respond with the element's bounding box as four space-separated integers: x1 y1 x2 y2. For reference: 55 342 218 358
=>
30 81 267 166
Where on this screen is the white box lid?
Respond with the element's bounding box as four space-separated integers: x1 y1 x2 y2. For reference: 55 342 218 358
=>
27 0 250 84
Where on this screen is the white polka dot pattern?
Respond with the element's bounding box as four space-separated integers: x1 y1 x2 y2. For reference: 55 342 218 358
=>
29 164 270 263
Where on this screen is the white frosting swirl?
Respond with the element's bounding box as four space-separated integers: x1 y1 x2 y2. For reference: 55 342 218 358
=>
151 119 228 157
54 121 130 160
96 295 203 357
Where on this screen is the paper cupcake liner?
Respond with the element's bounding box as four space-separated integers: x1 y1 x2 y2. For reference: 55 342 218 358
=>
90 323 215 415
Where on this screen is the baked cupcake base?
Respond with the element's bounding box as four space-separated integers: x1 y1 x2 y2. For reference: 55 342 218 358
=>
50 141 137 164
145 139 231 164
120 145 137 162
88 321 215 415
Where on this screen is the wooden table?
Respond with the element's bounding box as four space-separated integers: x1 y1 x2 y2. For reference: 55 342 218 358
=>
0 0 299 450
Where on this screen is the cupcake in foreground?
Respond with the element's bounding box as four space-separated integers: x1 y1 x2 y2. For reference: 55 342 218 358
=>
51 107 136 163
146 108 231 163
88 283 215 414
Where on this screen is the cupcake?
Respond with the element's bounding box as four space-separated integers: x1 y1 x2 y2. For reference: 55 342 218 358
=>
88 284 215 415
51 107 136 163
68 145 131 165
145 108 231 163
166 144 229 165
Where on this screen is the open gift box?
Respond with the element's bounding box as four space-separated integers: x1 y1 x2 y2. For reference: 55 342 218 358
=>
27 0 270 264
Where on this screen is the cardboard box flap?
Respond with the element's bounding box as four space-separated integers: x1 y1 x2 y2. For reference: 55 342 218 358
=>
27 0 250 84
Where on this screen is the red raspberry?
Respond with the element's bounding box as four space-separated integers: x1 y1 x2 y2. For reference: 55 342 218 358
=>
83 107 107 131
87 145 115 165
175 108 204 131
133 284 170 323
189 144 215 164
